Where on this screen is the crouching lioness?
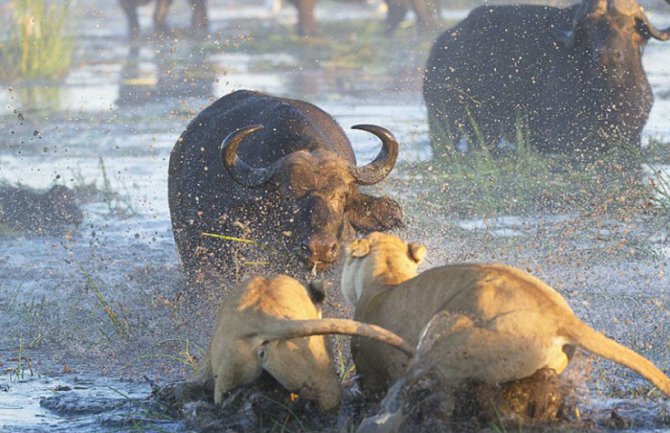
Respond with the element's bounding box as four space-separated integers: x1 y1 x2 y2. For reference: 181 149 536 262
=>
195 274 414 412
341 233 670 430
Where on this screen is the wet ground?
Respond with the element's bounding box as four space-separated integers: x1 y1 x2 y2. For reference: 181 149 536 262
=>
1 0 670 431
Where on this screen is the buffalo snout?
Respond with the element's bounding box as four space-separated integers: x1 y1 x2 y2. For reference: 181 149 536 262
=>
301 235 340 267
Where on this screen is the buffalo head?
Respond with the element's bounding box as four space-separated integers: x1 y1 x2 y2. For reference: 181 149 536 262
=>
220 124 402 270
552 0 669 91
553 0 670 46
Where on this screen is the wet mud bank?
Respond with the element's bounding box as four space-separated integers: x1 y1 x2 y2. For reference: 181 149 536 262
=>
2 0 670 432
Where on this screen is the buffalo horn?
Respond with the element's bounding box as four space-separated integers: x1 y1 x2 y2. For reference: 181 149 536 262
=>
350 124 399 186
255 317 416 357
574 0 606 20
221 125 275 188
637 13 670 41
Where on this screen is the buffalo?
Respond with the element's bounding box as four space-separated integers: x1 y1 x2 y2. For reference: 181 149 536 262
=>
118 0 207 40
423 0 670 156
283 0 439 36
168 90 403 282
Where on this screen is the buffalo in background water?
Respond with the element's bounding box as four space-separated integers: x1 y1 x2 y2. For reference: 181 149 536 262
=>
119 0 438 40
287 0 440 36
118 0 208 40
168 90 403 282
423 0 670 157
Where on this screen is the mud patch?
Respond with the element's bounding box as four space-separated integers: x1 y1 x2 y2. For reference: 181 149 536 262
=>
153 373 341 432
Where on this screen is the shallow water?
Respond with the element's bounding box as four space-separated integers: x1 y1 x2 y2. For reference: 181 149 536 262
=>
1 0 670 432
0 375 175 433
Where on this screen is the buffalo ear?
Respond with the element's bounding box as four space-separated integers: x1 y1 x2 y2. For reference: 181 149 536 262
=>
408 243 427 264
550 10 578 48
551 28 576 48
307 279 329 305
348 238 371 258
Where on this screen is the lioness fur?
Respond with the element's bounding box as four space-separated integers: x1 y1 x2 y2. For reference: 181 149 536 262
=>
341 232 670 402
196 274 414 412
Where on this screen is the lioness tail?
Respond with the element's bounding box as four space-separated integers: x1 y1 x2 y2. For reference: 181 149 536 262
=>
567 320 670 396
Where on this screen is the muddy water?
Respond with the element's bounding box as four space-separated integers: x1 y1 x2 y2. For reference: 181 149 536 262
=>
1 0 670 432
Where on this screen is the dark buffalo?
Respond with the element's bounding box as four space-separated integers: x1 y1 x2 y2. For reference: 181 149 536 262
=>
423 0 670 156
118 0 207 40
0 185 82 236
288 0 439 36
168 90 403 280
382 0 440 34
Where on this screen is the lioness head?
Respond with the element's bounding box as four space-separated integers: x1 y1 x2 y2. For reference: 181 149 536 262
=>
203 274 415 412
206 275 341 411
341 232 426 305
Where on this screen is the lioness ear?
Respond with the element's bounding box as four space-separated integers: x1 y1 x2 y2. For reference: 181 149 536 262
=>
408 243 427 264
348 239 371 258
307 279 329 305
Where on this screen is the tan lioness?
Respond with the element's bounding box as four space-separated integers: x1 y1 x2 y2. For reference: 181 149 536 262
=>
341 232 670 401
195 274 414 412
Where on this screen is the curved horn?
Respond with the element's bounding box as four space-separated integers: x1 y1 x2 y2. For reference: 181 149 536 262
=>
220 125 275 188
637 13 670 41
255 318 415 358
572 0 606 21
350 125 399 186
585 0 607 14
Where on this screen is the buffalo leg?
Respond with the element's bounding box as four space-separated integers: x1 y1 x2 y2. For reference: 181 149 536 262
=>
190 0 208 37
411 0 437 32
153 0 174 35
384 0 409 34
119 0 142 40
289 0 317 36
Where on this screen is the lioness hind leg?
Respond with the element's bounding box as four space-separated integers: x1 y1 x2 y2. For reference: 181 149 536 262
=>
411 310 556 390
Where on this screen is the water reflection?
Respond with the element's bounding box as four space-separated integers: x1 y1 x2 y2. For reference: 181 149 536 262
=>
116 41 214 107
12 86 64 113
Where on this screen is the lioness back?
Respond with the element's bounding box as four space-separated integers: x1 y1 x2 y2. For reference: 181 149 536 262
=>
353 263 577 390
237 275 321 320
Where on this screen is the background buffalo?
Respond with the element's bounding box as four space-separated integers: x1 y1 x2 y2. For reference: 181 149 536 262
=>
168 90 403 283
118 0 208 40
119 0 439 39
288 0 440 36
423 0 670 156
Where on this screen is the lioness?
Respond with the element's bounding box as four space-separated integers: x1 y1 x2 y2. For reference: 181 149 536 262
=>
195 274 414 412
341 232 670 411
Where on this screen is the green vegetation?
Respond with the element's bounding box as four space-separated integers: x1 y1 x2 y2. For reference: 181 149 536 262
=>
79 264 131 340
397 139 654 219
130 338 205 371
333 335 356 382
210 18 437 74
0 0 73 82
648 169 670 211
402 107 667 219
70 158 137 217
6 336 33 381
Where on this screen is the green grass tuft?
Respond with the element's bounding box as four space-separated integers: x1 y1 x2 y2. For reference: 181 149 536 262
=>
0 0 74 82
